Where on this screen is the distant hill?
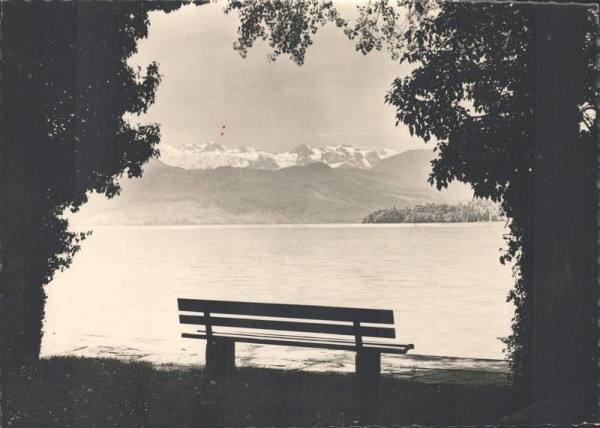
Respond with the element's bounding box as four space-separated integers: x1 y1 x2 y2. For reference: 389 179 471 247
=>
70 149 473 226
373 149 437 181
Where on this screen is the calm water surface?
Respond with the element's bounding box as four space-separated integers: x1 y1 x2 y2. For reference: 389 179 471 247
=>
42 223 514 361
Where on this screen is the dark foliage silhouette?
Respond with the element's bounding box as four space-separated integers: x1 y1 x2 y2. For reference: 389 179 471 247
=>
384 3 597 409
0 1 198 373
225 0 346 65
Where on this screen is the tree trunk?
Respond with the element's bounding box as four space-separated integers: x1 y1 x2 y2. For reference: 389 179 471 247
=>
531 4 598 420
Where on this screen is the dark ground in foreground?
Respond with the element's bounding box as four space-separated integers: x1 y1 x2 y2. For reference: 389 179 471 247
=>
2 357 517 427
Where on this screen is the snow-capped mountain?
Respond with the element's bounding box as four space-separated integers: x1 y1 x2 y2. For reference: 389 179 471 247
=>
158 142 397 170
71 149 474 227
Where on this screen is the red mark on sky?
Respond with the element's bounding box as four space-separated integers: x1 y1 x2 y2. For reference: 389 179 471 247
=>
218 124 227 139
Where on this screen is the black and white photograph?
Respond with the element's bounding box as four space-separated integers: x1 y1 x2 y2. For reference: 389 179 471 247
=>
1 0 598 426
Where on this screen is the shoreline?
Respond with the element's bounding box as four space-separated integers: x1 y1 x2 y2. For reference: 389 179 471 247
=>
43 340 509 386
67 221 506 230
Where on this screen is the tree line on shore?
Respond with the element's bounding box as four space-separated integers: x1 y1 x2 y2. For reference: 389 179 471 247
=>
362 200 502 224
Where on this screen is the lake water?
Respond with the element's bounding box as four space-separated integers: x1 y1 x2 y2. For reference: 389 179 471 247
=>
41 223 514 366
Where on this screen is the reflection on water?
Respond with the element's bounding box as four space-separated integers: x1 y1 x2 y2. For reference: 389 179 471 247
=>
42 223 513 362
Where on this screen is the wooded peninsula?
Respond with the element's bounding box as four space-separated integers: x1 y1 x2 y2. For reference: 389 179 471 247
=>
362 200 502 224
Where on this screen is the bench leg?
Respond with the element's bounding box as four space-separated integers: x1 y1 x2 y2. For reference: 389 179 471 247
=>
206 339 235 377
355 350 381 425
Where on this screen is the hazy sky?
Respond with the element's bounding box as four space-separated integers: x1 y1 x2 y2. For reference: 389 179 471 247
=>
131 2 428 153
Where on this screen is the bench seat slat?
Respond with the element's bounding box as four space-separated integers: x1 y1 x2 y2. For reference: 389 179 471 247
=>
195 329 359 346
178 298 394 324
179 314 396 339
182 332 414 354
203 331 413 352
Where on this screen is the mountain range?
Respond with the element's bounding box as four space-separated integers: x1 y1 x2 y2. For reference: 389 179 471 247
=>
159 142 398 170
70 148 473 226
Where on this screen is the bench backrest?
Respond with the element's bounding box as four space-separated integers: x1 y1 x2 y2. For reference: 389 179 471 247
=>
177 298 396 342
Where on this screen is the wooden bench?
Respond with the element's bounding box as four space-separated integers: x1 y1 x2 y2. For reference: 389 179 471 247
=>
177 298 414 422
